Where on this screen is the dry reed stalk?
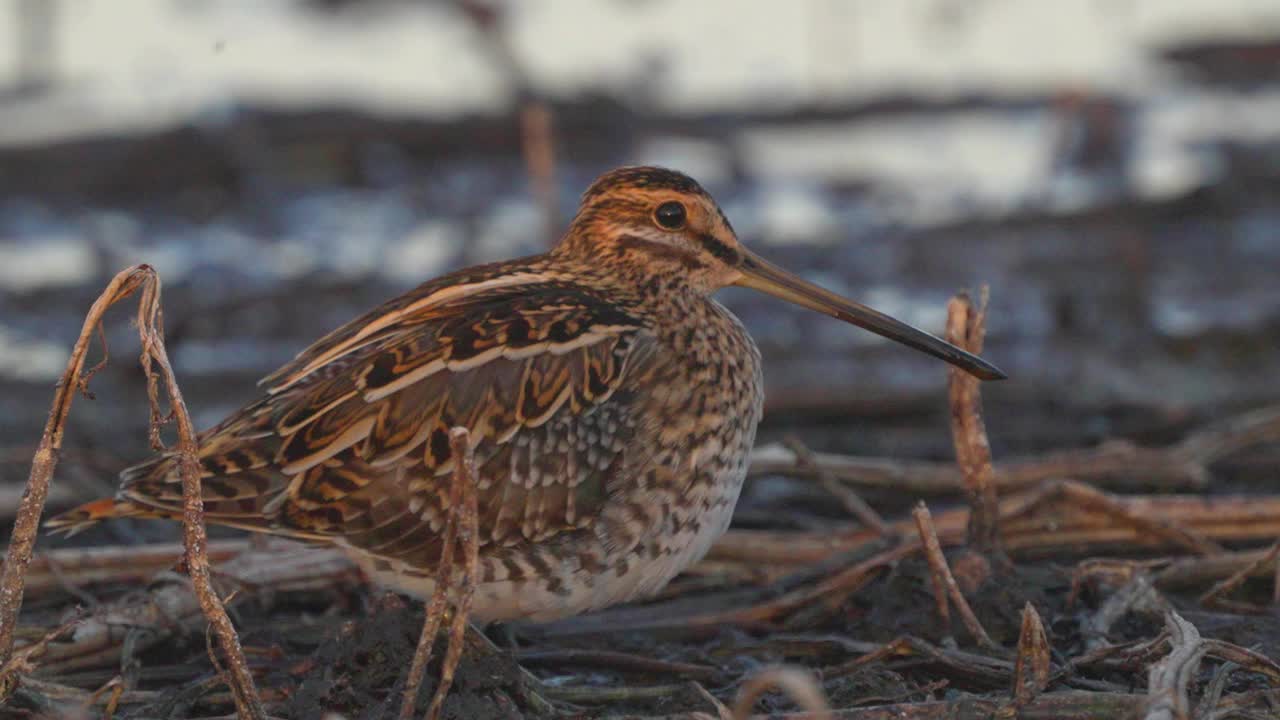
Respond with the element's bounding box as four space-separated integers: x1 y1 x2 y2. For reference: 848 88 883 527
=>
0 265 265 718
399 427 480 720
1010 602 1052 709
945 290 1002 560
912 502 997 650
749 401 1280 496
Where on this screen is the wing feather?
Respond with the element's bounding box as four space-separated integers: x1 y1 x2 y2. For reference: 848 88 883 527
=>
115 272 657 569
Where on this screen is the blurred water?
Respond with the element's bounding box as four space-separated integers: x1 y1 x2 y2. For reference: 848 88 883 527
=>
0 1 1279 467
3 1 1280 141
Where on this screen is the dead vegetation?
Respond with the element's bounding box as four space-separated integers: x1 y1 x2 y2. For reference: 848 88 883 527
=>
2 275 1280 719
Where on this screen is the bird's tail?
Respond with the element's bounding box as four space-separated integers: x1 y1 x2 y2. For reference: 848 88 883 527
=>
44 497 181 537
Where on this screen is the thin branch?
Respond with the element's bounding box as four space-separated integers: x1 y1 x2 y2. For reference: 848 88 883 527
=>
785 436 887 534
11 540 261 597
136 273 266 719
0 265 264 717
946 289 1003 561
399 427 480 720
0 267 150 676
426 427 481 720
1011 602 1052 707
1156 546 1280 590
1145 611 1207 720
0 612 81 701
912 502 997 650
517 648 723 683
751 401 1280 496
1198 539 1280 613
1006 480 1221 556
1195 661 1239 720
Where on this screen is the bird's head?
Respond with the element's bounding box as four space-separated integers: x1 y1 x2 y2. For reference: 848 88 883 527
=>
558 166 1006 380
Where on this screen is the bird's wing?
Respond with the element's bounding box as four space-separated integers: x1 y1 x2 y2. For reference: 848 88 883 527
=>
110 270 662 568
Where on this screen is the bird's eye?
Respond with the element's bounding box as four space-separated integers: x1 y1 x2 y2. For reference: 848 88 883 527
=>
654 201 687 230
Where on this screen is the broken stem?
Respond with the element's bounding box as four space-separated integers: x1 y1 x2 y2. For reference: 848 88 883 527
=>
399 427 480 720
946 289 1004 562
0 265 265 717
913 501 998 650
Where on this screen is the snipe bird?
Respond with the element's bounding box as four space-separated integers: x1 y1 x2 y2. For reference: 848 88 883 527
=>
50 167 1004 621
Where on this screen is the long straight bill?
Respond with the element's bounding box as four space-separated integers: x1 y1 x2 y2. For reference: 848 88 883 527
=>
735 250 1007 381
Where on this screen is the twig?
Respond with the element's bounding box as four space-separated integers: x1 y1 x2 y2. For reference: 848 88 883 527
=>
923 532 954 645
1011 602 1052 709
946 290 1003 562
1206 688 1280 719
136 271 266 719
1195 662 1239 720
1069 631 1172 676
12 540 261 596
22 537 354 677
823 634 1121 696
722 542 918 626
912 502 997 650
0 267 148 678
1000 480 1222 556
730 666 832 720
829 637 1007 688
785 436 887 534
1198 539 1280 613
1145 611 1207 720
1156 547 1280 590
542 682 695 705
823 637 915 680
0 612 81 701
858 678 950 707
751 401 1280 496
711 491 1280 568
1174 404 1280 467
1139 614 1280 719
427 428 480 720
0 266 262 718
102 627 146 719
748 439 1208 494
517 648 723 683
1199 639 1280 685
689 680 733 719
399 427 480 720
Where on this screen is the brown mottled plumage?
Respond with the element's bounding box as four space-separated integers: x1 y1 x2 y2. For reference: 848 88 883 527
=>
49 167 1003 621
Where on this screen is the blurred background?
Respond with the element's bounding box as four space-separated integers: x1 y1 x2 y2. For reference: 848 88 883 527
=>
2 0 1280 531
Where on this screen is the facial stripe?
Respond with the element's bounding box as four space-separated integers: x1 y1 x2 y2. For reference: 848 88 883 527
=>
696 233 739 264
